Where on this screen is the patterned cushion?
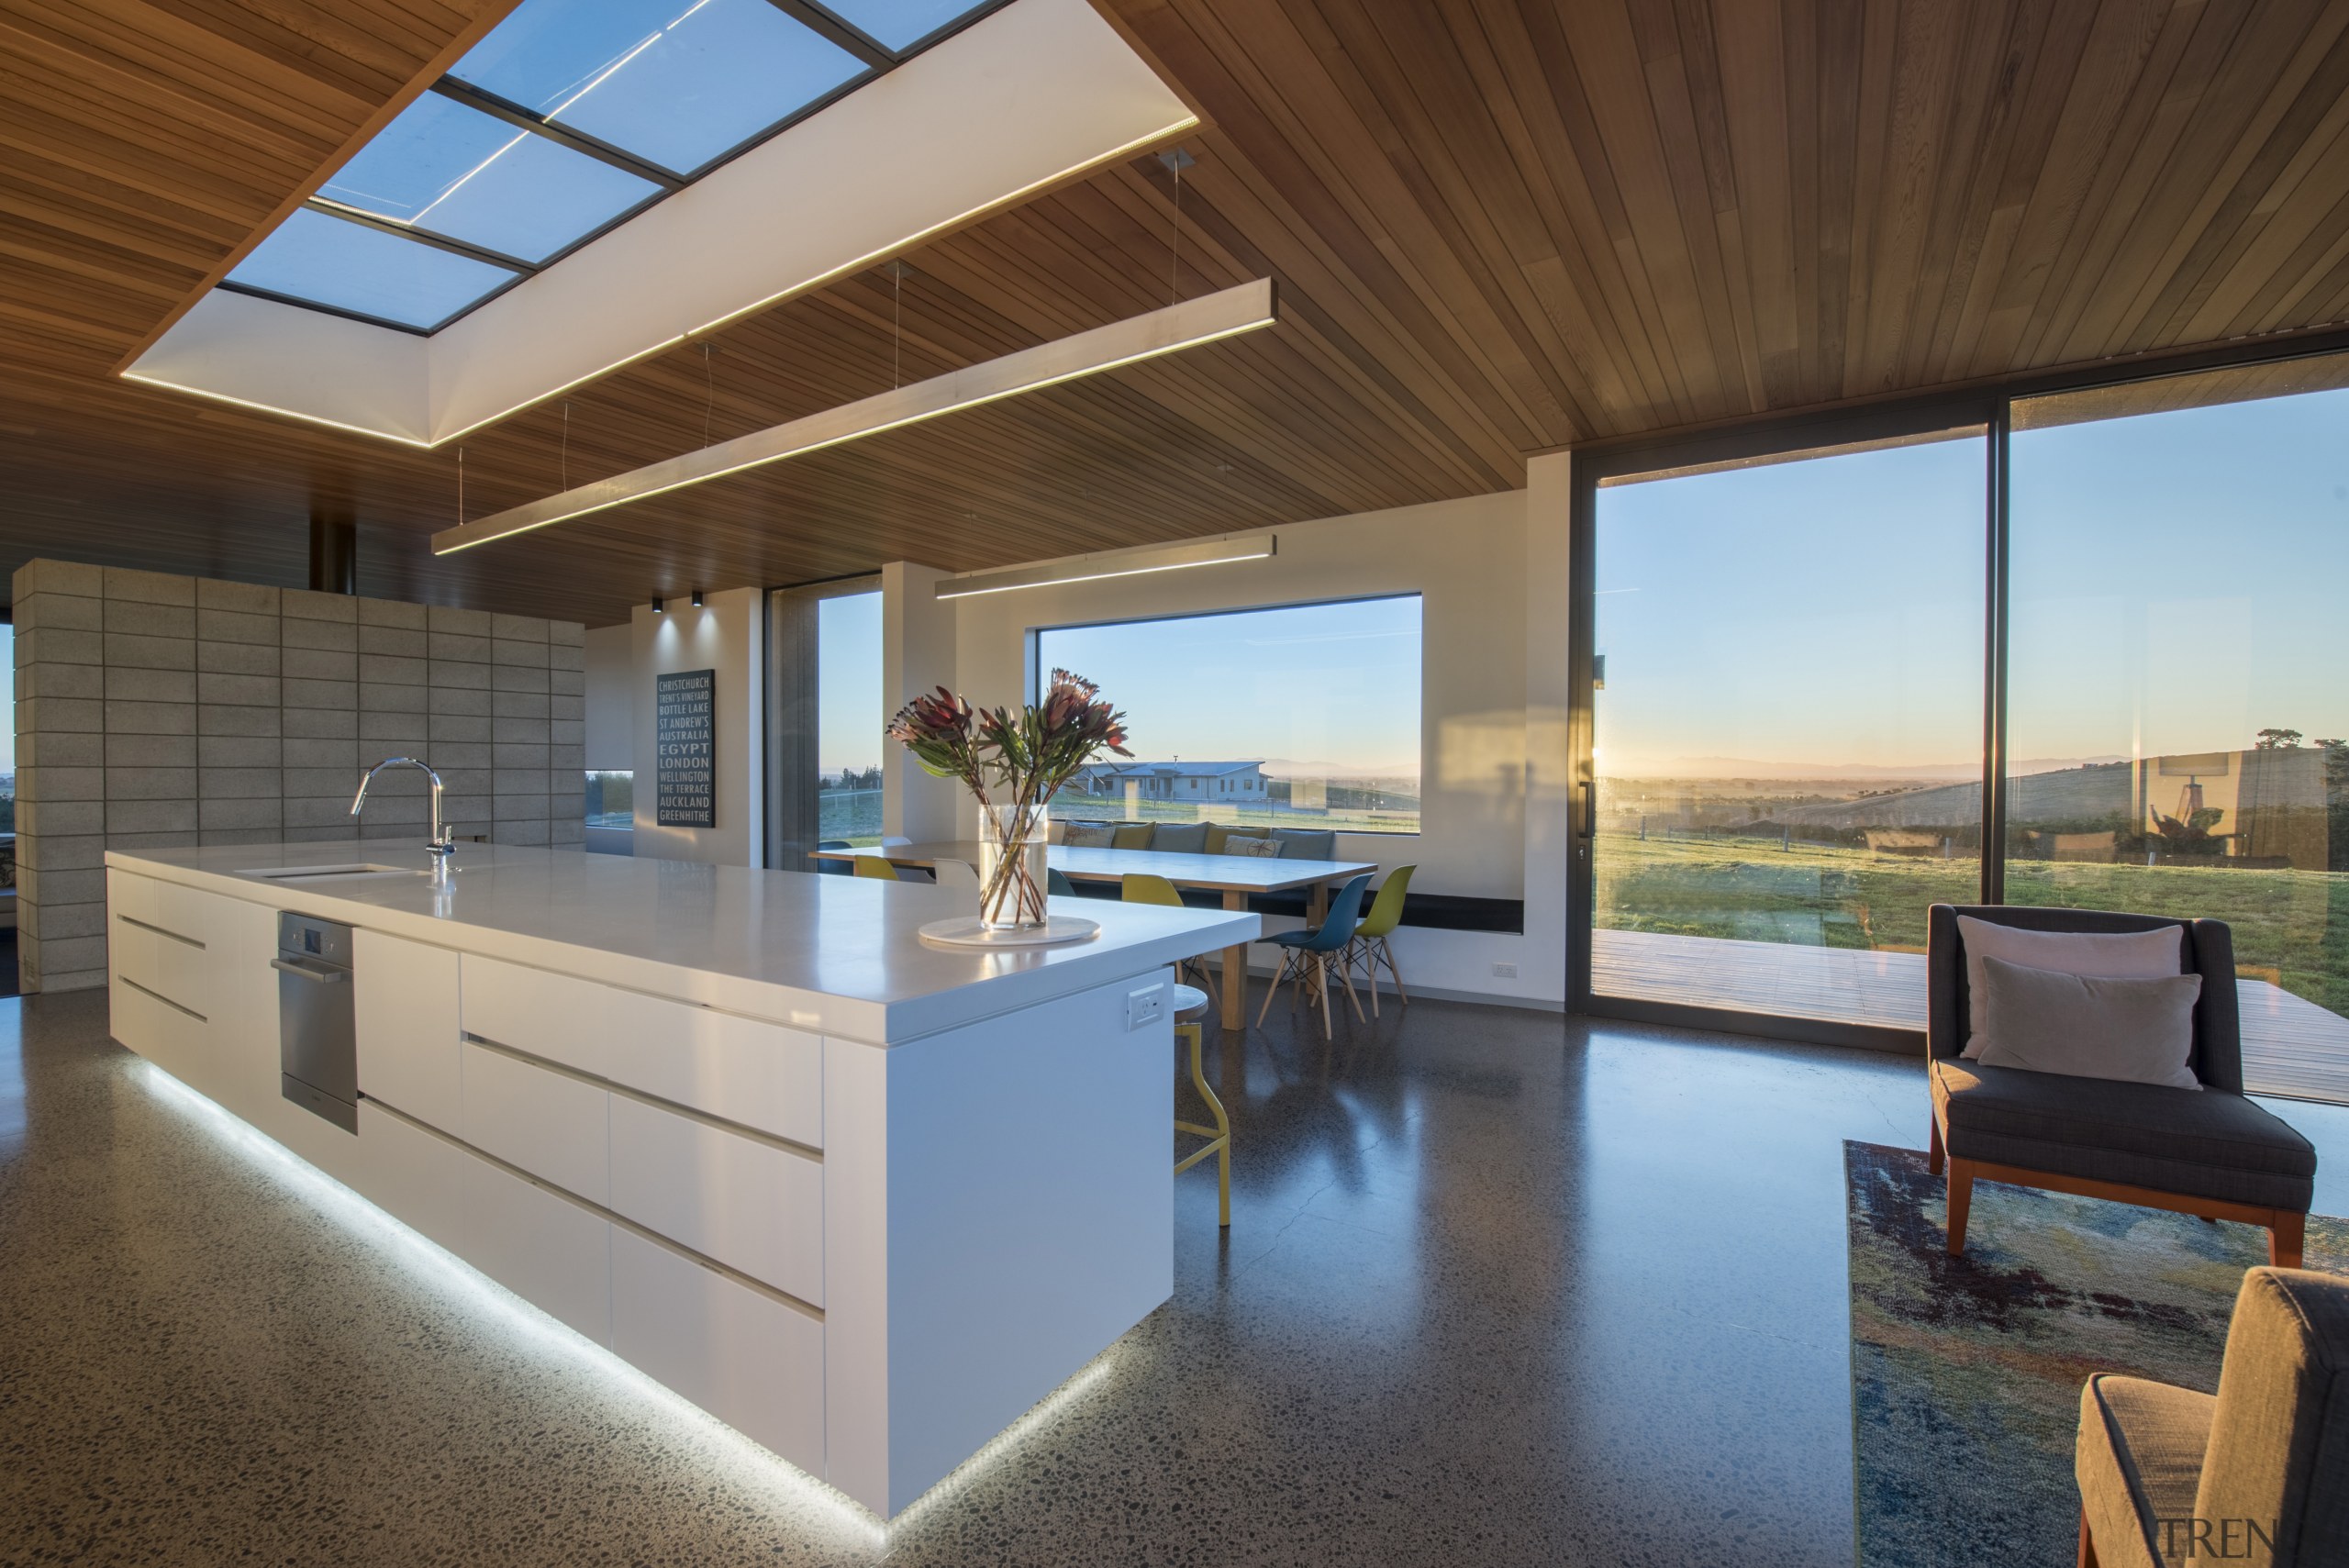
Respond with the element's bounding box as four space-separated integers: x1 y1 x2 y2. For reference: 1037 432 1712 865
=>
1063 821 1117 848
1110 823 1154 850
1222 835 1281 858
1204 823 1269 855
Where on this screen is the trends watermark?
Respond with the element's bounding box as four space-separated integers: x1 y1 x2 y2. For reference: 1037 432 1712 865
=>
2154 1517 2278 1560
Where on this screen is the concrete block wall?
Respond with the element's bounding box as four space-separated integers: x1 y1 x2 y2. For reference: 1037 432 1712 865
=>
12 559 584 993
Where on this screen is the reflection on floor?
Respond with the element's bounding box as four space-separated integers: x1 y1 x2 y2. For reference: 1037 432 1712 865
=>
5 989 2346 1565
1593 927 2349 1104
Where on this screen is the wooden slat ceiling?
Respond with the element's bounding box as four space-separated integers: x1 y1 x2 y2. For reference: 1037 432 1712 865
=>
6 0 2349 626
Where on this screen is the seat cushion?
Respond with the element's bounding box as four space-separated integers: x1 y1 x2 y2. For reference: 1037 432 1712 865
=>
1270 828 1337 860
2076 1373 2214 1568
1933 1059 2315 1211
1110 823 1154 851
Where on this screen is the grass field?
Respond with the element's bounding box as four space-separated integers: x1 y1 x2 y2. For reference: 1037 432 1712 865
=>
1595 830 2349 1018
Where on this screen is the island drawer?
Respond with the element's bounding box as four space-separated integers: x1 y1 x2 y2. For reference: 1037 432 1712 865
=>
607 1093 823 1307
609 1228 824 1476
461 1137 612 1347
460 1040 610 1206
460 955 822 1149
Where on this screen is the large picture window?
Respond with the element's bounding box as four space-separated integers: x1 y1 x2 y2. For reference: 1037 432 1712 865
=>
1034 595 1422 836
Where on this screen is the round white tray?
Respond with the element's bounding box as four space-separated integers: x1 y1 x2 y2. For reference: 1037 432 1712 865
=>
917 915 1101 949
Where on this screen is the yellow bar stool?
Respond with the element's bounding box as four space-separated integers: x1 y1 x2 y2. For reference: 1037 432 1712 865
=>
1171 983 1230 1227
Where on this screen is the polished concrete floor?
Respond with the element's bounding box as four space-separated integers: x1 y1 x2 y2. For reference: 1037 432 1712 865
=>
5 988 2345 1566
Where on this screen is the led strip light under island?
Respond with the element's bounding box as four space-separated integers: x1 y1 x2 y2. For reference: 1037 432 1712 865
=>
102 839 1258 1518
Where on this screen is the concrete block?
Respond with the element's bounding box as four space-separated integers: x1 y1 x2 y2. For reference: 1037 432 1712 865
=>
491 689 549 719
549 744 585 771
36 936 109 975
429 605 494 637
492 742 550 770
27 901 104 940
360 653 427 686
104 567 195 605
17 591 105 633
492 663 549 693
199 767 282 799
104 633 195 671
427 632 491 664
104 666 196 704
286 767 362 798
549 642 584 672
432 746 492 773
548 719 584 746
492 638 551 668
17 559 105 598
550 694 584 721
491 614 548 642
429 659 492 691
106 599 195 638
200 704 283 737
549 620 585 648
358 596 428 629
197 639 280 675
105 733 196 768
494 717 551 745
283 589 358 623
24 627 106 664
359 624 427 658
353 795 428 827
357 712 429 745
196 607 278 646
281 738 357 770
195 672 280 706
282 647 358 682
282 617 358 651
195 577 279 615
359 682 427 714
549 670 584 696
283 826 360 844
493 817 552 846
197 734 281 768
200 827 295 847
106 798 200 833
285 797 361 829
429 685 492 717
429 715 492 745
22 662 104 701
282 677 356 708
199 797 284 831
21 696 104 733
101 832 198 854
493 768 551 794
18 798 104 836
21 733 103 768
105 767 197 800
104 701 196 736
20 833 105 872
22 765 103 801
282 707 357 740
549 817 586 846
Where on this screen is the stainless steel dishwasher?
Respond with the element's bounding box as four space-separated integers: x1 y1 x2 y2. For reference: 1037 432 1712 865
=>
276 911 357 1133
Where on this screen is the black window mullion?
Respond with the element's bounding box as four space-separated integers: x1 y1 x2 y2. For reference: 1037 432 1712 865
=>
1981 400 2011 906
762 0 894 65
302 197 537 275
429 77 686 191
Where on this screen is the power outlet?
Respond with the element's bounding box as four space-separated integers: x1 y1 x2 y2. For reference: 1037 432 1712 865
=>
1492 961 1519 978
1126 984 1166 1030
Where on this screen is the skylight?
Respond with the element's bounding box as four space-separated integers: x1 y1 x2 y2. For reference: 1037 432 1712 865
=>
223 0 1007 334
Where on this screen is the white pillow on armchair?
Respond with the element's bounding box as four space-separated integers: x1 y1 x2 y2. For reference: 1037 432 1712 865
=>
1954 915 2183 1059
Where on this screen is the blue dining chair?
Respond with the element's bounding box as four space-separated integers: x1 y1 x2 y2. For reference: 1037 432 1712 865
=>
1048 868 1078 897
1255 872 1374 1040
816 840 852 875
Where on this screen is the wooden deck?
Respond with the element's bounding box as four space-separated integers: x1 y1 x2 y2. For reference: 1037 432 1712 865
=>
1590 929 2349 1105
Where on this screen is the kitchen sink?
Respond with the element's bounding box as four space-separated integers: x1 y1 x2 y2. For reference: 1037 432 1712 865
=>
236 863 427 883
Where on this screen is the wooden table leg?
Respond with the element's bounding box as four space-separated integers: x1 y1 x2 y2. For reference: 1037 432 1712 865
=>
1219 888 1248 1032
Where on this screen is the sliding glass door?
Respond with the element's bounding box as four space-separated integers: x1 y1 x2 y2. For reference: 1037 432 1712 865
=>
2008 359 2349 1098
1571 344 2349 1096
1586 428 1986 1039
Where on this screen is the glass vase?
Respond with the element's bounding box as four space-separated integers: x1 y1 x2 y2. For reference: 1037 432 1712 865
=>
976 801 1050 930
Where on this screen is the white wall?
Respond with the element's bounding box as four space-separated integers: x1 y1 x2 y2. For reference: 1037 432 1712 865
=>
584 625 635 772
882 562 960 842
630 589 764 867
947 484 1574 1006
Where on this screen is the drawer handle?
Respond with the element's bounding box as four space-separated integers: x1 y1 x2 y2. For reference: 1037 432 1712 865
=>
272 957 350 984
119 915 206 951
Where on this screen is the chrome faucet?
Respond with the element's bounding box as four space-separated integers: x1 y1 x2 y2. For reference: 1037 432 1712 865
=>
351 757 455 861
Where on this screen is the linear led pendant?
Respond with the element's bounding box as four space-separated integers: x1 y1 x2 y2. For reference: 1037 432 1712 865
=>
431 278 1277 555
932 532 1276 598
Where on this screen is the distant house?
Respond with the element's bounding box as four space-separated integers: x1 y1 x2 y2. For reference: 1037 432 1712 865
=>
1070 761 1268 802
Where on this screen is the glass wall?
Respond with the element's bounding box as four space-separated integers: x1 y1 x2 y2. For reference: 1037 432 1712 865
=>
2008 359 2349 1097
1033 596 1423 834
1589 432 1986 1030
817 591 884 846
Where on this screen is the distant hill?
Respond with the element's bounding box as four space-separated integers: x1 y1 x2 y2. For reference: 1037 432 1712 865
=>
1610 754 2126 782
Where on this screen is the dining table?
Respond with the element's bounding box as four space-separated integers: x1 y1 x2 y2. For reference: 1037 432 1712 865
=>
808 840 1380 1032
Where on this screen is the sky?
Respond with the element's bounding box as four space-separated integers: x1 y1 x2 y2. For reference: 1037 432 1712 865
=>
817 591 883 778
1040 595 1422 779
1595 380 2349 776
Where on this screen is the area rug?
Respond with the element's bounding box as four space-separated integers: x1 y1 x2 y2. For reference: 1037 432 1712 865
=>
1845 1140 2347 1568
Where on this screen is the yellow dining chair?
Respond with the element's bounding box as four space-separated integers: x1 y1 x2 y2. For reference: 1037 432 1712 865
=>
1172 983 1230 1227
1346 864 1417 1016
1123 873 1219 1008
852 854 901 882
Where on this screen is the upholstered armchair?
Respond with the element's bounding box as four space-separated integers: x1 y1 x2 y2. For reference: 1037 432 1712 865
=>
2076 1267 2349 1567
1927 905 2315 1267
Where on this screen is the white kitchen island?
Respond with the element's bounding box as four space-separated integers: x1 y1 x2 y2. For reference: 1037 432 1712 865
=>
103 840 1258 1518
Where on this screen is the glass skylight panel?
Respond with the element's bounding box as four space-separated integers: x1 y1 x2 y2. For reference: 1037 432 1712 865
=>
317 94 659 263
819 0 994 51
226 207 519 330
450 0 867 177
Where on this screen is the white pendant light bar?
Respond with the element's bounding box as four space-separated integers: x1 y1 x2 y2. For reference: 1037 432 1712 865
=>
932 532 1276 598
431 277 1277 555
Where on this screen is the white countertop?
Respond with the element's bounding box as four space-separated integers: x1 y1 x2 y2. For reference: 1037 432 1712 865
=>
106 840 1260 1044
